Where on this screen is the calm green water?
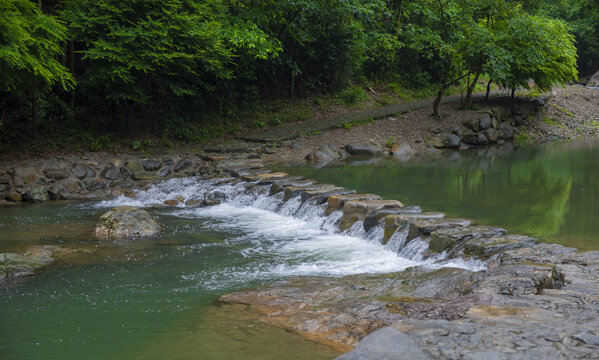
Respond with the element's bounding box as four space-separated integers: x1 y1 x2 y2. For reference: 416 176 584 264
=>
286 139 599 251
0 201 341 360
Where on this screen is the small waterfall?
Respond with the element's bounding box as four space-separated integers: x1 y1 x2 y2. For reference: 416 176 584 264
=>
384 224 409 253
93 176 487 273
397 237 429 261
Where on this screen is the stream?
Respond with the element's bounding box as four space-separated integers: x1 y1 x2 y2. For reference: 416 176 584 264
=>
2 138 599 359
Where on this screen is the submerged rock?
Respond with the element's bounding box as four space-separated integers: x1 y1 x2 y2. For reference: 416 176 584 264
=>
95 206 161 238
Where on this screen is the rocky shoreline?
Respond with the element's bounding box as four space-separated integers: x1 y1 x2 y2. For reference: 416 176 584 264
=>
210 169 599 359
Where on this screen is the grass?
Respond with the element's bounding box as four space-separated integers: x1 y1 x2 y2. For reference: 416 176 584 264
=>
543 117 558 126
338 117 376 130
514 128 529 143
553 104 575 117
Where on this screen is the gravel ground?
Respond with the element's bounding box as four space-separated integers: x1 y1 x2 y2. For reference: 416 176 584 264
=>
265 85 599 163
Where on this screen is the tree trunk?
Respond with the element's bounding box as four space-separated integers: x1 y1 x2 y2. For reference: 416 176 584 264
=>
433 85 447 117
32 94 39 140
463 72 480 109
395 0 404 35
70 41 75 109
485 80 492 102
511 88 515 105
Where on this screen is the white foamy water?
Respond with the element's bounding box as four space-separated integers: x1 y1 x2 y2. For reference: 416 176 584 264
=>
92 177 486 289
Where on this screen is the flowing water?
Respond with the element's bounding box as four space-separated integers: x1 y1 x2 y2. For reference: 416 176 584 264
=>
0 178 482 360
287 139 599 251
3 138 599 359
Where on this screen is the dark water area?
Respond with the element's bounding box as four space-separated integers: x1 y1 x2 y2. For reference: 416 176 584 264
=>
286 139 599 251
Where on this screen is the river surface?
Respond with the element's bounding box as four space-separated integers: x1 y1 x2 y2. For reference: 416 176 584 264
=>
1 139 599 359
287 139 599 251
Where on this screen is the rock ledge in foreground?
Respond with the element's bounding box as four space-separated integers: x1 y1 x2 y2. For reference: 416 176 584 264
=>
336 327 432 360
95 206 161 238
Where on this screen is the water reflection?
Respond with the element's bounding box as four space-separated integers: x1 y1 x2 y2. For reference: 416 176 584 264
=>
287 139 599 250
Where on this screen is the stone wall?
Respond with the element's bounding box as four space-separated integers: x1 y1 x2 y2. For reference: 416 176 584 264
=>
0 152 215 203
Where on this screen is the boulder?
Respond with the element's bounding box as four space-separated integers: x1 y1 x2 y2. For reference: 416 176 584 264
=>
335 327 432 360
345 143 383 156
391 142 415 161
12 167 41 188
441 133 460 148
462 118 480 132
424 135 443 148
100 165 121 180
126 161 143 173
162 156 175 165
479 113 493 130
306 144 342 163
142 160 162 171
430 226 506 253
95 206 161 238
73 163 95 180
43 168 69 180
84 178 106 191
5 191 22 202
587 69 599 87
22 187 48 203
499 123 515 140
451 127 464 139
483 128 501 143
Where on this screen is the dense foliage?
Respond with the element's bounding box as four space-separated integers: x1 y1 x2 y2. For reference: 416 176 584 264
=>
0 0 594 149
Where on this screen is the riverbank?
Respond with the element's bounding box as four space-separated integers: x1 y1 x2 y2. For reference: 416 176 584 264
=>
2 144 599 358
258 85 599 164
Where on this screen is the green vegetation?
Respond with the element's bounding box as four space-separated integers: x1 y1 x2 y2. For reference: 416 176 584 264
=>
515 131 530 143
0 0 594 153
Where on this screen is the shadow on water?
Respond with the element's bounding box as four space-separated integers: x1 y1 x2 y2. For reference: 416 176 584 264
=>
285 139 599 250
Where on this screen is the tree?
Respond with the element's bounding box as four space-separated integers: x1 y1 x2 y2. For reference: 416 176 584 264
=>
0 0 74 139
61 0 281 129
493 13 578 96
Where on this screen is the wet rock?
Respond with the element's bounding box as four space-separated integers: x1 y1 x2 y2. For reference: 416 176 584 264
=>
362 206 423 232
328 194 382 211
269 179 313 195
462 118 480 132
336 327 432 360
572 332 599 346
424 135 444 148
479 114 492 130
391 142 415 161
463 235 536 258
164 199 180 206
95 206 161 238
184 199 201 207
12 167 41 187
159 167 172 177
73 163 95 180
451 127 464 139
100 165 120 180
22 187 48 203
242 172 287 182
142 160 162 171
382 213 469 244
43 168 69 180
301 187 355 205
430 226 506 253
340 200 404 231
204 189 226 206
120 166 131 179
284 184 335 202
174 158 192 172
259 175 304 186
345 143 383 156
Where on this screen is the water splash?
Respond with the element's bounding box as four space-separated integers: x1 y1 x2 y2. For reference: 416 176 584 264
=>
92 176 487 282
